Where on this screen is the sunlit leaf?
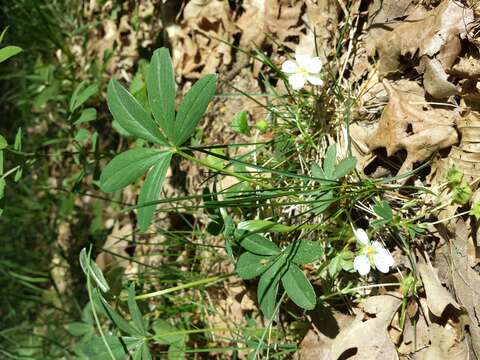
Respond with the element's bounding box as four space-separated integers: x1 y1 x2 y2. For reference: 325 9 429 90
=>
100 148 166 193
240 233 281 256
236 252 273 280
148 48 176 141
174 74 217 145
107 79 166 144
137 151 172 231
281 264 316 310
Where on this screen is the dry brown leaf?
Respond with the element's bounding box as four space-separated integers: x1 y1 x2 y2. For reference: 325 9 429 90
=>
364 0 419 56
451 56 480 79
366 80 459 176
449 220 480 359
167 0 234 79
296 308 353 360
296 0 340 63
398 312 430 355
417 260 461 318
377 0 474 98
330 294 401 360
237 0 304 51
415 323 468 360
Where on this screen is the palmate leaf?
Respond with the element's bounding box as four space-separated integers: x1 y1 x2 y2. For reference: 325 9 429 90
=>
137 151 172 231
100 148 167 193
107 79 166 145
174 74 217 145
281 264 316 310
148 48 176 141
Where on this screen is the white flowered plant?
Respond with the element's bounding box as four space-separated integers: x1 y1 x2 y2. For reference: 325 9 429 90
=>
281 53 323 90
353 228 394 276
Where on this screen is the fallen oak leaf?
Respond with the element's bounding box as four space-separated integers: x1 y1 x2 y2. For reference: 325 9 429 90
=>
376 0 474 98
417 260 461 318
366 80 459 177
331 294 402 360
417 323 468 360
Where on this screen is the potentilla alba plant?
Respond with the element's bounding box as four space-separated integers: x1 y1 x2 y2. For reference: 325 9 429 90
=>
353 228 394 276
281 53 323 90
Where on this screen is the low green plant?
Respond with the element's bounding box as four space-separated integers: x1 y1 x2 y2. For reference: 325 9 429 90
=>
236 233 323 318
100 48 217 231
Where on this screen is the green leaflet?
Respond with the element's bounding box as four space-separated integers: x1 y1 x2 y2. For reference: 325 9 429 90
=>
148 48 176 141
240 233 281 256
132 342 152 360
107 79 166 145
100 148 167 193
153 320 186 360
128 284 146 335
281 264 316 310
70 81 98 112
323 144 337 178
75 335 139 360
237 220 293 233
257 254 287 319
333 156 357 179
137 151 172 231
285 240 324 265
236 252 273 280
79 249 110 293
0 135 7 149
74 108 97 125
174 74 217 145
0 45 22 63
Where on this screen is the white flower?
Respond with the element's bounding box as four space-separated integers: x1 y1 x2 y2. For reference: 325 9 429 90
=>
281 53 323 90
353 228 394 276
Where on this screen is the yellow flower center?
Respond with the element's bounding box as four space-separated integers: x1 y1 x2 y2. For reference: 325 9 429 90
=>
366 246 376 257
297 66 308 75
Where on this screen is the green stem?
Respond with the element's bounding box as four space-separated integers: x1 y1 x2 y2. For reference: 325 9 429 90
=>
132 274 230 301
177 149 268 188
86 275 116 360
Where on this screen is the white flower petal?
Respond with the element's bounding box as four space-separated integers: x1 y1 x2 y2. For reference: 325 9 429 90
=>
306 75 323 86
282 60 298 74
306 57 322 73
288 73 306 90
374 249 394 273
295 53 312 68
371 241 384 251
354 255 371 276
354 228 369 245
